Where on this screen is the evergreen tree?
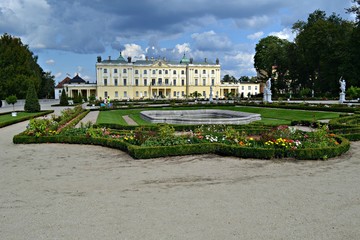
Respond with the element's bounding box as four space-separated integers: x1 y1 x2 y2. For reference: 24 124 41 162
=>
24 81 41 112
60 89 69 106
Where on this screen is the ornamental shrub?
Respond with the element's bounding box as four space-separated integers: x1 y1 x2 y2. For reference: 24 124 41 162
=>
60 90 69 106
24 82 41 112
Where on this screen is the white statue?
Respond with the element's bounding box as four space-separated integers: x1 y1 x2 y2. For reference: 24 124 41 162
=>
339 77 346 93
266 78 272 94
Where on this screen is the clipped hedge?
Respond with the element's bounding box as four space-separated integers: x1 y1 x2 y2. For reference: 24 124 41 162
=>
13 133 350 160
293 137 350 160
0 110 54 128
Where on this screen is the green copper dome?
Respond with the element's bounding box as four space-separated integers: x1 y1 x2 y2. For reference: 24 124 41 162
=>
117 52 126 62
180 53 190 64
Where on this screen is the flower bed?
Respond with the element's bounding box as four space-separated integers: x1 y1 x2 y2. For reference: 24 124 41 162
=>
13 122 350 160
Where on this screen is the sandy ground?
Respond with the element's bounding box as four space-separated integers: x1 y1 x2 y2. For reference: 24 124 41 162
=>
1 114 360 239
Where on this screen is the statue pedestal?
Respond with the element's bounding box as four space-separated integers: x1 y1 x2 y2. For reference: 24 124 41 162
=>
339 92 345 104
263 92 272 103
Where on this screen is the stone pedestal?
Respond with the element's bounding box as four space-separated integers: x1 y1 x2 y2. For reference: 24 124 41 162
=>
339 92 345 104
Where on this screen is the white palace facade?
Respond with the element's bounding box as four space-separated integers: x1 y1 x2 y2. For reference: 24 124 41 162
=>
56 52 260 100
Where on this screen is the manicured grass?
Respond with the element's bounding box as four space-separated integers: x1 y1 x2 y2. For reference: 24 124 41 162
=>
97 106 341 126
0 111 53 128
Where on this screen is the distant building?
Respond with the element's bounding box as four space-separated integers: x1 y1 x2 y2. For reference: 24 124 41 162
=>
54 74 96 100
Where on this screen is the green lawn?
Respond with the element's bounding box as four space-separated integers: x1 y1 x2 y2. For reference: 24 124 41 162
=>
0 111 53 128
97 106 341 126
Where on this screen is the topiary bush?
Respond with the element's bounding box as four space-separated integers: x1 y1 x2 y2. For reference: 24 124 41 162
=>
60 89 69 106
24 81 40 112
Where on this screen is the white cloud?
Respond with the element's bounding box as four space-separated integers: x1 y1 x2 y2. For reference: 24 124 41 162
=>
122 43 146 60
191 31 232 51
173 43 191 54
46 59 55 65
77 66 83 72
235 15 270 29
269 28 296 42
54 72 62 78
247 31 264 40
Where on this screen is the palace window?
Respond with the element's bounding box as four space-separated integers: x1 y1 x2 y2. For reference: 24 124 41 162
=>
104 69 107 73
114 69 118 74
123 79 127 86
104 91 108 98
203 69 206 74
173 70 177 74
136 91 139 97
159 70 162 74
144 79 147 86
195 79 198 86
115 91 118 98
181 80 185 86
165 70 168 74
152 79 156 85
173 79 176 86
144 69 147 74
152 70 156 74
104 79 107 86
135 79 139 86
211 79 214 86
173 91 176 97
123 69 127 74
181 70 185 75
203 79 206 86
211 70 215 74
248 86 251 90
124 91 127 98
165 79 169 85
135 70 139 74
242 86 244 90
144 91 147 97
114 79 118 86
195 69 198 74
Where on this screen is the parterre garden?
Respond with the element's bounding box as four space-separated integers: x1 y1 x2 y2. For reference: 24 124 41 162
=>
12 103 360 160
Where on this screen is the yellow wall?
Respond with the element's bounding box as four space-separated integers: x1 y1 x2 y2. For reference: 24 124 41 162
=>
95 59 221 100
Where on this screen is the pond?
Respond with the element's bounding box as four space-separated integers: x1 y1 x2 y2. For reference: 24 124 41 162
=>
140 109 261 125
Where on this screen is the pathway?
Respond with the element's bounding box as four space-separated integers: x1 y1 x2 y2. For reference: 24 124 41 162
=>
122 115 138 125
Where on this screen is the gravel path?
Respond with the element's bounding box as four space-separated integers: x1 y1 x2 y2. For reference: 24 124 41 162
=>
1 106 360 239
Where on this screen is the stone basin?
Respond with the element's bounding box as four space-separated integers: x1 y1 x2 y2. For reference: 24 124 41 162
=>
140 109 261 125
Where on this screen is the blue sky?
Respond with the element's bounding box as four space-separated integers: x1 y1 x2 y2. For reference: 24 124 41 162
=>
0 0 355 84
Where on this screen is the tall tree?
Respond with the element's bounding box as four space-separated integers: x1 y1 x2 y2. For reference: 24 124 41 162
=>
0 33 54 99
254 36 292 94
292 10 354 95
346 0 360 25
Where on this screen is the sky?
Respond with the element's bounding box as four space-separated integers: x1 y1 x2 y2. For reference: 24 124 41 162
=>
0 0 355 84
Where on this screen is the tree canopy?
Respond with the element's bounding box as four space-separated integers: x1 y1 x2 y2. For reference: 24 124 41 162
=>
0 33 55 99
254 8 359 98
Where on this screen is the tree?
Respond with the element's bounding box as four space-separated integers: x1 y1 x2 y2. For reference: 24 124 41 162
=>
292 10 354 96
39 72 55 99
60 90 69 106
5 95 17 112
24 81 41 112
0 33 54 99
189 91 202 99
254 36 292 94
239 76 250 82
346 0 360 25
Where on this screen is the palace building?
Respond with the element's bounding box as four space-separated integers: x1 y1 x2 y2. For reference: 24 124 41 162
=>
56 52 260 101
96 52 221 100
